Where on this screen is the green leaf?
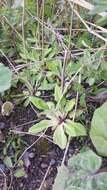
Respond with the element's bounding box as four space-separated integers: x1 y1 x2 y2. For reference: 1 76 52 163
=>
29 120 50 134
86 77 95 86
79 94 86 108
53 124 67 149
14 168 26 178
90 5 107 15
29 96 49 110
53 165 69 190
46 60 62 73
89 0 107 14
4 156 13 168
66 62 81 76
53 149 107 190
65 99 75 113
91 172 107 189
54 84 62 102
68 149 101 173
66 186 83 190
64 120 86 137
46 101 55 109
0 64 12 93
90 101 107 156
93 0 107 4
39 79 55 90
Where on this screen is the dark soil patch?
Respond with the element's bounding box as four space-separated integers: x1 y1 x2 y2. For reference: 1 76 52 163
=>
0 106 107 190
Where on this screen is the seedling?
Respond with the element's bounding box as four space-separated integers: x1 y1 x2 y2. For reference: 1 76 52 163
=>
28 84 86 149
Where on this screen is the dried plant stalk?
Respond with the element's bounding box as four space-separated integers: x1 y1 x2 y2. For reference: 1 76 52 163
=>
70 0 107 17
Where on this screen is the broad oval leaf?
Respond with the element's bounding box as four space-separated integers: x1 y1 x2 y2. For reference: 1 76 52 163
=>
29 96 49 110
29 120 50 134
14 168 26 178
53 149 105 190
64 120 86 137
68 149 101 173
46 60 62 73
4 156 13 168
53 124 67 149
65 99 75 113
46 101 55 109
0 64 12 93
39 79 55 91
53 165 68 190
90 101 107 156
91 172 107 189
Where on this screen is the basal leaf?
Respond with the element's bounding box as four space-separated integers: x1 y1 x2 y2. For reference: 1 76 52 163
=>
46 60 62 73
29 96 49 110
29 120 50 134
90 101 107 156
4 156 13 168
91 172 107 189
65 99 75 113
0 64 12 93
53 124 67 149
54 84 62 102
46 101 55 109
68 149 101 173
53 165 68 190
53 149 105 190
14 168 26 178
64 120 86 137
39 79 55 90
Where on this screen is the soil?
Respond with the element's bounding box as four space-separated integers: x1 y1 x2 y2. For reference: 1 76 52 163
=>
0 106 107 190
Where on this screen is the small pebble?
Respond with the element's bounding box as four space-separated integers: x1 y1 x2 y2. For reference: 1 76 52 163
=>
0 122 6 129
29 152 35 158
38 158 42 162
50 159 55 166
41 163 47 169
0 164 6 172
24 174 28 178
20 183 23 188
